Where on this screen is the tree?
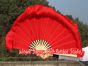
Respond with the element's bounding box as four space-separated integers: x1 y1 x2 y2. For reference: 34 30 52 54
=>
67 15 88 47
0 0 49 33
75 18 88 47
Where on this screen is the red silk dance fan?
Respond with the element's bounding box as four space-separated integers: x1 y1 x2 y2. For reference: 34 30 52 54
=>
6 5 84 58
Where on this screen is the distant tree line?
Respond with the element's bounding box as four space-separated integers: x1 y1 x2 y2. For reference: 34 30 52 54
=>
66 15 88 47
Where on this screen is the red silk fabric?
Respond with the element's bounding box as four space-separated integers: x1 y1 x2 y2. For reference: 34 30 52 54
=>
6 5 83 57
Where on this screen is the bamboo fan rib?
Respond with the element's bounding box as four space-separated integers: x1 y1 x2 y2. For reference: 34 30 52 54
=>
30 40 51 50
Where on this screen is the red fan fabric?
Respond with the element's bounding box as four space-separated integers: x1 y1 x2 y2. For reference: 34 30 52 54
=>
5 5 84 57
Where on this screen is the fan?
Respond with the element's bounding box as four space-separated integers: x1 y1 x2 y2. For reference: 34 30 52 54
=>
6 5 83 58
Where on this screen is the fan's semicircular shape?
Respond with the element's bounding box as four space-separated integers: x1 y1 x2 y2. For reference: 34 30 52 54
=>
6 5 84 57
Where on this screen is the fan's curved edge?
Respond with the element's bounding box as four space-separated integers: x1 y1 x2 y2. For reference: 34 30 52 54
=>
5 5 83 57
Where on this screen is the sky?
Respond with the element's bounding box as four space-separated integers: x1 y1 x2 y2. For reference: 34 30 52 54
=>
47 0 88 24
